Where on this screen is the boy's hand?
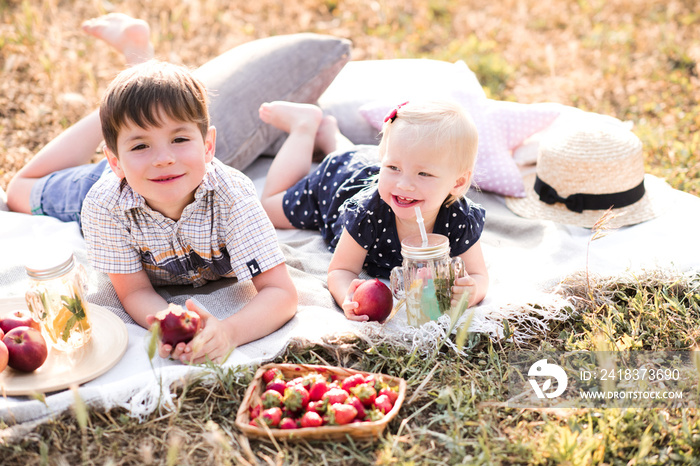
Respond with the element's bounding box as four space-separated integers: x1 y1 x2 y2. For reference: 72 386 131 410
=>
451 274 477 309
145 303 196 360
341 279 370 322
178 299 234 364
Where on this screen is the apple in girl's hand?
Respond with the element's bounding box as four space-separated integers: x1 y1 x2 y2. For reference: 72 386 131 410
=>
154 304 201 346
353 279 394 323
0 340 8 373
3 326 48 372
0 309 41 334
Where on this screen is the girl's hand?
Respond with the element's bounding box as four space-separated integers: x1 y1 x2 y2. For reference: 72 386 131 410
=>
179 299 234 364
342 279 370 322
451 274 477 309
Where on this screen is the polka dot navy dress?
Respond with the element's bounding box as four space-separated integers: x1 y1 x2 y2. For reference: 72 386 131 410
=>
282 146 486 278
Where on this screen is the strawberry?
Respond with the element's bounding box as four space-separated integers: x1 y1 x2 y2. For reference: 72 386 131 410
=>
266 379 287 395
365 408 384 422
261 389 283 409
350 383 377 407
379 386 399 405
322 387 349 405
288 376 305 388
328 403 358 425
262 367 283 384
308 378 331 402
299 373 320 391
300 410 324 428
347 396 366 420
374 394 393 414
248 403 261 420
279 417 298 429
307 399 328 415
327 381 341 390
340 373 365 393
260 407 282 427
283 384 310 412
364 374 379 390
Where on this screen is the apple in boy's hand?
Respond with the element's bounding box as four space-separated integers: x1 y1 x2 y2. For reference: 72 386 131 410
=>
3 326 48 372
0 340 8 373
154 303 201 346
352 279 394 322
0 309 41 334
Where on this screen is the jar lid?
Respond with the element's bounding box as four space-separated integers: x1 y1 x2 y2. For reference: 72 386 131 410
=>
25 249 75 280
400 233 450 260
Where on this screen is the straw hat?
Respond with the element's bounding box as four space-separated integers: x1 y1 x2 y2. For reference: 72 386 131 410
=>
505 123 667 228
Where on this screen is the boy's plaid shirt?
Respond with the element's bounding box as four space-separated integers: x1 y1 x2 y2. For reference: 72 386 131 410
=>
81 158 285 286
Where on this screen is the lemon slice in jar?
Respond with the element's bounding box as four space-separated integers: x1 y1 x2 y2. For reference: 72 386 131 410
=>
48 306 74 344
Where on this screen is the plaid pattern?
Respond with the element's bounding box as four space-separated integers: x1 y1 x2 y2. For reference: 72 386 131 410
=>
81 159 285 287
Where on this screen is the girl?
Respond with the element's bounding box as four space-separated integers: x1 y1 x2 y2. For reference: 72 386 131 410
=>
259 99 488 321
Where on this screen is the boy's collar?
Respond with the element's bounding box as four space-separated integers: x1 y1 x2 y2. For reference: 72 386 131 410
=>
117 178 145 211
194 160 219 199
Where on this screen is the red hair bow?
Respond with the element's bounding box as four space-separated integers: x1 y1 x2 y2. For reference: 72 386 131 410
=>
384 101 409 123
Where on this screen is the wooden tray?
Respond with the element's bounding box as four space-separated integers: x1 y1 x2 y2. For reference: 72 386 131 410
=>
0 297 129 396
235 363 406 441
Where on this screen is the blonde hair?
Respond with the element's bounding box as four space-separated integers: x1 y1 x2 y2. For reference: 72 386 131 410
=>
378 99 478 205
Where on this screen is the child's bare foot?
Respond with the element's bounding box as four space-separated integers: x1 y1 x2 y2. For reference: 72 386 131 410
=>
259 101 323 135
314 116 339 155
313 115 355 161
82 13 154 66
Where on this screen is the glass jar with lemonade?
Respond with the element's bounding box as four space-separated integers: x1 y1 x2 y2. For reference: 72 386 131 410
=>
24 250 92 351
390 233 465 327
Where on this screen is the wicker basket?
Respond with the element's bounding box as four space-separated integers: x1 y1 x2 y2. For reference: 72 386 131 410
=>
235 363 407 441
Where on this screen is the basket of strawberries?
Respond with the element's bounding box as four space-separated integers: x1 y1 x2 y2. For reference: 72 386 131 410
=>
235 363 407 440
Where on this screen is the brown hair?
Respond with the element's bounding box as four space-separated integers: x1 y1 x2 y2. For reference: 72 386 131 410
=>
378 99 479 205
100 60 210 155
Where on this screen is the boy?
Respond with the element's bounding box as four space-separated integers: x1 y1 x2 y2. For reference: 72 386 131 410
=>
7 60 297 364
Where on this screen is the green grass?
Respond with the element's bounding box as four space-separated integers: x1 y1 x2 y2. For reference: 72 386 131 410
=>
1 0 700 464
2 273 700 465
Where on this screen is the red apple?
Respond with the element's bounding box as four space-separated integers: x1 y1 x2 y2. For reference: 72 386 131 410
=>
3 326 48 372
0 340 8 373
352 279 394 322
154 304 201 346
0 309 41 334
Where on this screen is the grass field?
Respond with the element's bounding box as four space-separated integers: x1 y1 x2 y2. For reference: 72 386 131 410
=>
1 0 700 464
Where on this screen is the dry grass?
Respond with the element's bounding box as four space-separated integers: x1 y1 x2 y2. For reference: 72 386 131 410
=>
1 0 699 192
2 1 700 464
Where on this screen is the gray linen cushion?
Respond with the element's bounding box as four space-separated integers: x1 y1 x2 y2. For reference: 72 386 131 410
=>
194 33 352 171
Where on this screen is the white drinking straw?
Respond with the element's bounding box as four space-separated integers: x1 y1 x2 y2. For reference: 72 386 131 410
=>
414 206 428 246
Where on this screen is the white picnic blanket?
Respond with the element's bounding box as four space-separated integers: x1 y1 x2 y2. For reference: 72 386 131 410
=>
1 152 699 426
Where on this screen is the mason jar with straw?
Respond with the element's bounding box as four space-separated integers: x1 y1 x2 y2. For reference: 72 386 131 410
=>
389 207 465 326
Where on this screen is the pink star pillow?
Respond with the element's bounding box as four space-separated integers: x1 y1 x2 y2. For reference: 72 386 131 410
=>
359 91 562 197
